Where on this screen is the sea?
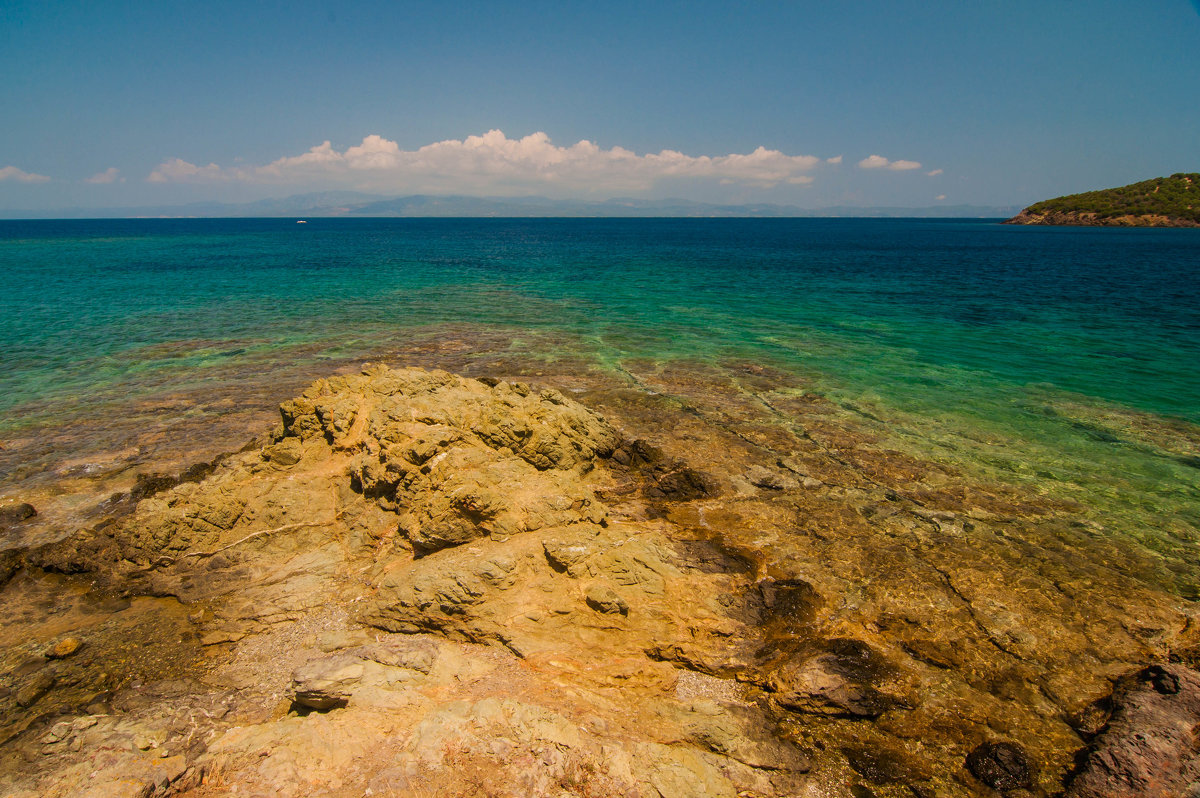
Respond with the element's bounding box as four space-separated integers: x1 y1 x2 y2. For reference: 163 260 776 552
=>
1 217 1197 579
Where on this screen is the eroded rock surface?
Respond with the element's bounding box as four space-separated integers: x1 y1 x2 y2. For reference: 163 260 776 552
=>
1 363 1196 797
1065 664 1200 798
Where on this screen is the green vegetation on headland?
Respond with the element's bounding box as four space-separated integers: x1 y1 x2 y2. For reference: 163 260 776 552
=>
1005 173 1200 227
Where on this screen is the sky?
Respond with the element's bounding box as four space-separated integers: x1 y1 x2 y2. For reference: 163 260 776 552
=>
1 0 1198 212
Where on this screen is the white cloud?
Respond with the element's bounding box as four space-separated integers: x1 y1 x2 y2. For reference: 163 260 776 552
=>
826 155 843 165
0 165 51 183
936 194 947 200
858 154 922 171
147 130 829 193
926 168 943 177
147 158 227 183
86 167 122 184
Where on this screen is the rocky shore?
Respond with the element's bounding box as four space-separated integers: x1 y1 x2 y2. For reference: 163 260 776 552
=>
1 364 1197 797
1003 210 1200 227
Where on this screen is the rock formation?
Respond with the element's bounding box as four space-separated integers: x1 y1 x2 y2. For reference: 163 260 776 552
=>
1 364 1197 796
1003 209 1200 227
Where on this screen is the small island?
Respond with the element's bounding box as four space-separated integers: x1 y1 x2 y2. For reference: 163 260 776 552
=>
1005 172 1199 227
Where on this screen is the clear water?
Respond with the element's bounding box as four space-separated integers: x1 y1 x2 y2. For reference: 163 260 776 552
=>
2 217 1198 552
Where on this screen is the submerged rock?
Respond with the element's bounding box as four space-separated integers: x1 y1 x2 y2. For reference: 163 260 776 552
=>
0 547 21 586
765 639 904 719
15 672 56 708
966 741 1033 791
0 502 36 527
46 638 81 660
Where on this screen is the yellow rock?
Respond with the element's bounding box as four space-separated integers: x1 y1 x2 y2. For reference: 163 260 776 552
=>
47 637 82 659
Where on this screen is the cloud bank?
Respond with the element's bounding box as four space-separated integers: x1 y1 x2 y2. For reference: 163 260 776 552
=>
85 167 122 184
0 165 51 183
146 131 831 194
858 154 922 171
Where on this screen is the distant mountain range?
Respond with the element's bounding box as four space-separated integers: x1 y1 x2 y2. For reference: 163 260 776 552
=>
1 192 1021 219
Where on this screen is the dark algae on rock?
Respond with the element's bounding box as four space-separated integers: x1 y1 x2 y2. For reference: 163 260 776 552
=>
1005 172 1200 226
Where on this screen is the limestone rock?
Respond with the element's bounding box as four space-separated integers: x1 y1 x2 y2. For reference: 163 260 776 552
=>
356 638 438 673
585 583 629 615
262 436 303 466
292 654 363 710
316 629 372 652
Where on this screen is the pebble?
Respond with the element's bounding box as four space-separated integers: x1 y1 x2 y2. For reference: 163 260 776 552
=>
47 637 82 659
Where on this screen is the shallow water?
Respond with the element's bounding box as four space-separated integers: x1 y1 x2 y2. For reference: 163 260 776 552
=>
1 218 1197 580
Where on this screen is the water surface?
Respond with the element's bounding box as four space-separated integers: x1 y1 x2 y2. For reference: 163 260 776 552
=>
2 217 1197 570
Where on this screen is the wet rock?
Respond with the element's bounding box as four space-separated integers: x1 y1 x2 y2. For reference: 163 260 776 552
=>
0 546 21 585
1145 663 1179 694
86 695 113 715
671 538 756 576
13 655 47 677
966 741 1032 791
47 637 82 659
200 630 245 646
745 465 798 491
16 671 56 708
623 439 664 467
672 700 811 773
23 526 120 577
0 501 37 526
845 742 932 785
1065 664 1200 798
767 639 901 719
129 473 180 502
759 577 823 626
646 465 715 500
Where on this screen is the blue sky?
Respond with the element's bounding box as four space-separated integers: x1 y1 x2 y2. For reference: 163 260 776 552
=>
2 0 1198 211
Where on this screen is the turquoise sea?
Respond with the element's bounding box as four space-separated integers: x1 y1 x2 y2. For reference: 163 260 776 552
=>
1 217 1198 563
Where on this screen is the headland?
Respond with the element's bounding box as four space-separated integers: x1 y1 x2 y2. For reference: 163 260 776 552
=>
1005 173 1200 227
